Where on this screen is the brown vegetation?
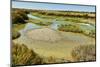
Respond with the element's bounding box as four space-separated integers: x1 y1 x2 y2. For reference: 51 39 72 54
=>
71 45 96 61
12 43 43 66
12 9 29 24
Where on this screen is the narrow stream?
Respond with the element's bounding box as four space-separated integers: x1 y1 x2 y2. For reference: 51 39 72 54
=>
27 14 41 20
27 14 95 31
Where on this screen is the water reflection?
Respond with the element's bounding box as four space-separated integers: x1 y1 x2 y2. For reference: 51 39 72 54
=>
19 23 41 34
27 14 95 31
27 14 41 20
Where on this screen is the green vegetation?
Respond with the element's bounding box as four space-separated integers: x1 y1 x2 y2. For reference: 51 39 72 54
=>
30 10 95 19
12 29 20 39
71 45 96 61
58 24 82 33
65 18 88 23
88 29 95 37
12 24 25 31
58 24 95 38
12 24 25 39
12 9 29 39
30 10 95 25
12 8 96 26
12 43 43 66
28 19 52 26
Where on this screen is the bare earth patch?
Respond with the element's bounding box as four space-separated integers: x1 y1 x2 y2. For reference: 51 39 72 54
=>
26 28 62 42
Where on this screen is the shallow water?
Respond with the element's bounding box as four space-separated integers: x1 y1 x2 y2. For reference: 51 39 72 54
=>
78 23 95 31
19 23 41 34
27 14 41 20
27 14 95 31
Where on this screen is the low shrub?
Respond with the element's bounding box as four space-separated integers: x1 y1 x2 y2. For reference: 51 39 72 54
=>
12 43 43 65
29 19 52 26
71 45 96 61
12 29 20 39
12 9 29 24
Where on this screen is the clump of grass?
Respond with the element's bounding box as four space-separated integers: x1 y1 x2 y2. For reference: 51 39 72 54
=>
12 29 20 40
58 24 95 38
12 43 43 66
42 56 57 64
71 45 96 62
58 24 83 33
12 23 26 40
65 18 88 23
12 24 25 31
28 19 52 26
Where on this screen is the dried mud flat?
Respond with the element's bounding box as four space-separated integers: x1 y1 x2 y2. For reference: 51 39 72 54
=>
26 28 62 42
13 28 95 61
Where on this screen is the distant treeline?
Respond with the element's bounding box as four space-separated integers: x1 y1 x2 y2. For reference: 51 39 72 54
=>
12 8 96 19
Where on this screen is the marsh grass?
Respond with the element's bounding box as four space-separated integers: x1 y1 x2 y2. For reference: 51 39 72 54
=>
28 19 52 26
12 43 43 66
12 24 25 39
58 24 95 38
71 45 96 62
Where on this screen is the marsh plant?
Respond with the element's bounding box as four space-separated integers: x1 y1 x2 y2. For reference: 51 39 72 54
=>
71 45 96 62
12 43 43 66
58 24 95 38
12 29 20 39
12 9 29 24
